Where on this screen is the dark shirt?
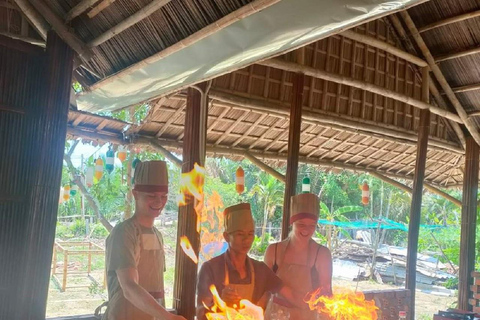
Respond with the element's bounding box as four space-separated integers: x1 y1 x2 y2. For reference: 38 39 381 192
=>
196 252 283 320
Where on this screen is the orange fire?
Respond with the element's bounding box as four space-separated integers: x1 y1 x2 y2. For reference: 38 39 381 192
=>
180 236 198 264
306 287 378 320
178 163 206 232
205 285 264 320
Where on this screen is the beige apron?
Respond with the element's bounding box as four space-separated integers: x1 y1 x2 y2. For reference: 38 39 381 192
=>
265 242 321 320
104 222 165 320
223 256 255 307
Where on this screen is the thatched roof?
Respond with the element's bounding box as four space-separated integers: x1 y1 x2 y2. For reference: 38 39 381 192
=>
4 0 480 188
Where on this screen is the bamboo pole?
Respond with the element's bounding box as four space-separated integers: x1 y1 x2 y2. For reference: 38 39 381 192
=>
450 82 480 94
63 250 68 292
458 137 479 311
419 9 480 33
65 0 101 23
87 0 117 18
149 139 182 168
435 46 480 63
370 172 412 193
428 78 466 149
423 184 462 207
26 0 93 60
209 89 464 154
371 171 461 207
88 0 281 90
244 152 285 182
341 30 427 67
387 14 466 149
13 0 49 39
259 58 462 123
405 66 430 320
88 0 173 47
0 31 45 47
399 11 480 147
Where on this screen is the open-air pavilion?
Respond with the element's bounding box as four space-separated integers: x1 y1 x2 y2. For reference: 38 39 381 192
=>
1 0 480 319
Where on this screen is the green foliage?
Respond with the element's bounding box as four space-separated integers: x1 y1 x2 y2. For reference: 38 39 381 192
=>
70 219 87 237
250 233 273 256
444 277 458 290
90 223 109 238
55 222 71 239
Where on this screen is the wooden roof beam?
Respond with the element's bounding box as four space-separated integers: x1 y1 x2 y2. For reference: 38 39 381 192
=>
341 30 427 67
450 82 480 94
435 45 480 63
19 0 93 60
65 0 101 23
13 0 49 39
209 89 464 154
259 58 462 123
418 9 480 33
87 0 117 18
388 14 466 149
399 11 480 147
88 0 173 47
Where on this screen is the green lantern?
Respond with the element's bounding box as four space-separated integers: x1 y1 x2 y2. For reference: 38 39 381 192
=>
302 176 311 193
70 184 78 196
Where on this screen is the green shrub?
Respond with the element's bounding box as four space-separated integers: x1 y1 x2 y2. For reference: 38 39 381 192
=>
90 223 109 238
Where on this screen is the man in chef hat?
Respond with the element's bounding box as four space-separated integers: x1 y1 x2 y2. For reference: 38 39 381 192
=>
196 202 306 319
103 160 185 320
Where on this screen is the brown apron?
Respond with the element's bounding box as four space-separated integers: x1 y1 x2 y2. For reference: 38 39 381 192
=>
265 242 321 320
223 257 255 307
104 222 165 320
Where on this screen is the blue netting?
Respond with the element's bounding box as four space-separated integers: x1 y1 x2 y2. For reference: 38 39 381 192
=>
317 218 444 232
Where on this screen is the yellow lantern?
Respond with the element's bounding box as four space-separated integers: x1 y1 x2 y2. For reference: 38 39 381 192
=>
235 166 245 194
63 185 71 201
95 158 104 181
117 145 127 163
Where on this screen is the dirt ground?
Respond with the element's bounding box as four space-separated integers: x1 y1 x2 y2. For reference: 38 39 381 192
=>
46 276 456 319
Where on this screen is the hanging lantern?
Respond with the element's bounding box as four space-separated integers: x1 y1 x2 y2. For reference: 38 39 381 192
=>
361 181 370 205
106 147 115 174
235 166 245 194
86 167 94 187
117 145 127 163
63 185 71 201
70 184 78 196
131 158 141 184
95 158 104 181
59 187 64 204
302 176 311 193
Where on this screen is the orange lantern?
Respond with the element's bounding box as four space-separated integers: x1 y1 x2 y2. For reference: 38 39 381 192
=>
95 158 104 181
117 145 127 163
63 185 71 201
361 181 370 205
235 166 245 194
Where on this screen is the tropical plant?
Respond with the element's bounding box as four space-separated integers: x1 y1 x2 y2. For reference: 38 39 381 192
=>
249 172 285 242
319 201 363 250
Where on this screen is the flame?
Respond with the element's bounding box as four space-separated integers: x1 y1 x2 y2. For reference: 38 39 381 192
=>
178 163 206 232
306 287 378 320
180 236 198 264
205 285 264 320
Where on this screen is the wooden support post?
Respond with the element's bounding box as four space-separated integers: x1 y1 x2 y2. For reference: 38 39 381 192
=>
458 136 479 310
405 67 430 320
88 242 92 274
173 83 208 319
63 250 68 292
52 244 57 276
281 72 304 239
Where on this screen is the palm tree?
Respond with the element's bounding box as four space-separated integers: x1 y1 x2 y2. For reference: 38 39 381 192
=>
249 172 285 242
319 202 363 250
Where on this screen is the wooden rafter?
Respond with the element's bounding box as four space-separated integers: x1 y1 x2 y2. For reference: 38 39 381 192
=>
260 58 462 123
418 9 480 33
435 46 480 63
399 11 480 147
